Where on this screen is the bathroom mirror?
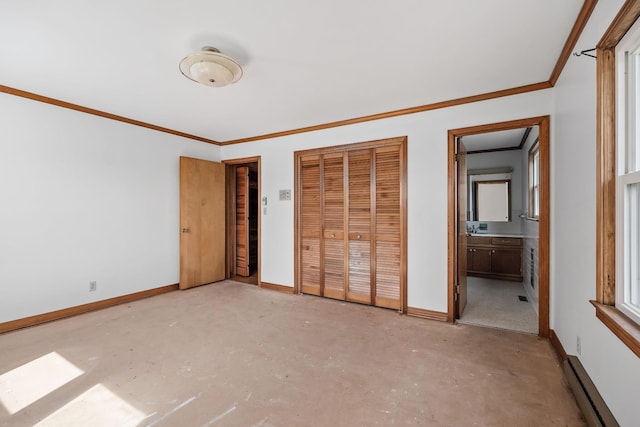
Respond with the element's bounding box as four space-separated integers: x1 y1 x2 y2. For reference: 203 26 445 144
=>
472 179 511 222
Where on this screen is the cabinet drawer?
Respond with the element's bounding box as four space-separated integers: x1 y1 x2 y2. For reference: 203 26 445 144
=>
467 236 492 245
491 237 521 246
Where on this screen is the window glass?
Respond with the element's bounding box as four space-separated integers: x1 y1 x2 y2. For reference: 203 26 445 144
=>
624 181 640 313
528 142 540 219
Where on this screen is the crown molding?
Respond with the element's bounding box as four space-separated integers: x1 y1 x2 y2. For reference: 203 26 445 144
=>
0 85 221 145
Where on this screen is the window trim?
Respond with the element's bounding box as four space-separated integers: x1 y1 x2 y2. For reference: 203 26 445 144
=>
594 0 640 358
528 139 540 221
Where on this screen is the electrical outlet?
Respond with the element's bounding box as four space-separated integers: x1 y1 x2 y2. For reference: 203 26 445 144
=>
89 281 97 292
279 189 291 201
576 336 581 355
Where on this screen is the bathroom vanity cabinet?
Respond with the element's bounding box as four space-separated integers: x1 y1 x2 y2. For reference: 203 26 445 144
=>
466 235 523 282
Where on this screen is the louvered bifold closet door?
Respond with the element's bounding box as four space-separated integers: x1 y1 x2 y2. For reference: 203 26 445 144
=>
347 149 372 304
300 155 322 296
374 145 402 309
322 153 346 300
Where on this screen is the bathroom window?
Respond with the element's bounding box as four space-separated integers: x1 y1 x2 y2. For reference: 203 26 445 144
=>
615 19 640 325
528 140 540 220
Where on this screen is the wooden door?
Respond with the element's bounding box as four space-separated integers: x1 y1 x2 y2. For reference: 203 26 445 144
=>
471 248 491 272
300 155 322 296
456 138 468 316
179 157 226 289
322 153 346 300
235 166 250 276
374 146 401 310
347 149 372 304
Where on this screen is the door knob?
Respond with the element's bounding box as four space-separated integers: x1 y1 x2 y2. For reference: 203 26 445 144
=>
356 234 361 239
331 233 335 238
181 228 190 233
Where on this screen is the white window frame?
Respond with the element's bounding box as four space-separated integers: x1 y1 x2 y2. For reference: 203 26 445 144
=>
615 18 640 324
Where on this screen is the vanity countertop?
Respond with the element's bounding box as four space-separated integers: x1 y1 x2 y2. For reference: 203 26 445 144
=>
468 233 526 238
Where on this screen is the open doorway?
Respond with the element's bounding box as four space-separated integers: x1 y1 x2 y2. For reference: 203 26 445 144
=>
224 157 261 286
448 116 550 337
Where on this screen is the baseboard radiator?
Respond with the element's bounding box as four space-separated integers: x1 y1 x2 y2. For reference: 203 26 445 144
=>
563 355 618 427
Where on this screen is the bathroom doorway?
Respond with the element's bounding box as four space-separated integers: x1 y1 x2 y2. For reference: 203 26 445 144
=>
448 116 549 336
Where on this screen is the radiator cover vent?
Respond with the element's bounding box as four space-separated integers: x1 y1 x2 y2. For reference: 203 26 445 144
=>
563 355 618 427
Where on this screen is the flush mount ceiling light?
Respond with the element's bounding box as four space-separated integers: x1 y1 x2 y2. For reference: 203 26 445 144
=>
179 46 243 87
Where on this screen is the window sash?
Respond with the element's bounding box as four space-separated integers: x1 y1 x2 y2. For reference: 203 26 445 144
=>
617 172 640 322
615 20 640 325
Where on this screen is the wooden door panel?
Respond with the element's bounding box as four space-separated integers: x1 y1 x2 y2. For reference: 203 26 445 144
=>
471 248 492 272
322 154 345 299
324 238 345 300
347 149 373 303
301 238 321 295
235 166 249 276
323 154 345 234
179 156 226 289
347 240 371 303
375 240 401 309
374 147 401 308
348 150 372 234
491 249 522 276
300 157 322 295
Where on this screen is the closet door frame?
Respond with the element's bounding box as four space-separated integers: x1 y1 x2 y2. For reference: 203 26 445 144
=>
294 136 407 313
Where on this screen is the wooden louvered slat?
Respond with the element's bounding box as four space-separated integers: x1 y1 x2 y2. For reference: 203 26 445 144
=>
348 240 370 303
375 146 401 308
301 237 321 295
375 240 401 308
300 157 321 295
323 154 344 233
323 238 345 300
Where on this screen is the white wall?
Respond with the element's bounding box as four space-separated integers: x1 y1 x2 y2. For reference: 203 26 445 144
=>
552 1 640 425
0 93 220 323
222 90 552 312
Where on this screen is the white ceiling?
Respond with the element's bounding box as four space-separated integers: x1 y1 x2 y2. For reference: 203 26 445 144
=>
462 128 529 152
0 0 584 143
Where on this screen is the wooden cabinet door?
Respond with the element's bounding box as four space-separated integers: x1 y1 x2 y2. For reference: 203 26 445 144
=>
347 149 372 304
300 155 322 296
470 248 491 273
374 146 401 310
322 153 346 300
491 249 522 276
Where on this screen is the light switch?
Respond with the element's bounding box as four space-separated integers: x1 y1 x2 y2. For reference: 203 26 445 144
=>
279 189 291 201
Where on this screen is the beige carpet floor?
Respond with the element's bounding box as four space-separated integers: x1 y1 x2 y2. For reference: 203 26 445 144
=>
0 281 582 426
458 277 538 334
